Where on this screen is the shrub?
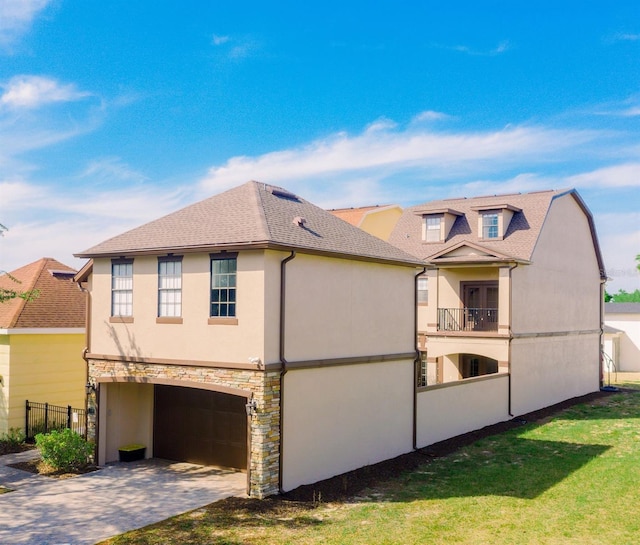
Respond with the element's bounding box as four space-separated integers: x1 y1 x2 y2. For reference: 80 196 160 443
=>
0 427 27 454
35 428 93 472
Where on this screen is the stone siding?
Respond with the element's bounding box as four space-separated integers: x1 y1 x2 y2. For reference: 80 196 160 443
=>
87 358 281 498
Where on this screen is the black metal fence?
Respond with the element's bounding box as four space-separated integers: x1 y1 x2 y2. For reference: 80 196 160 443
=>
25 400 86 441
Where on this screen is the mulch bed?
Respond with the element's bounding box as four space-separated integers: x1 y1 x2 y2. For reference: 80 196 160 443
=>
0 443 33 456
6 457 100 479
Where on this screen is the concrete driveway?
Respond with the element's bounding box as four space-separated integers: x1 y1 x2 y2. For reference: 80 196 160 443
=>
0 450 246 545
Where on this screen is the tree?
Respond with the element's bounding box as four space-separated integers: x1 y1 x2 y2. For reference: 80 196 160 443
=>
606 289 640 303
0 223 39 303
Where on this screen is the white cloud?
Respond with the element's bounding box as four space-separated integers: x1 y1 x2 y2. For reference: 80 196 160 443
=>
412 110 450 123
212 34 230 46
567 163 640 188
594 212 640 293
0 0 52 46
442 40 511 56
0 75 91 109
81 157 149 184
611 32 640 42
199 121 598 195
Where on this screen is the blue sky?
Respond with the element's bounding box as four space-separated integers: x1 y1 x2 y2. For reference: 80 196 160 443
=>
0 0 638 291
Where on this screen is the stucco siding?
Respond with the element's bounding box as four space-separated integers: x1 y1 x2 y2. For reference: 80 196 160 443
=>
99 382 154 464
605 314 640 371
281 359 414 491
510 333 600 415
416 374 510 448
359 207 403 241
283 254 416 362
89 252 267 364
511 195 601 334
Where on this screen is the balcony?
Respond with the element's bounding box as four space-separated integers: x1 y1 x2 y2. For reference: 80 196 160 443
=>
438 307 498 332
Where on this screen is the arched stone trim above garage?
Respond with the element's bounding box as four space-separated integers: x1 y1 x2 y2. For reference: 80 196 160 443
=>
87 357 280 498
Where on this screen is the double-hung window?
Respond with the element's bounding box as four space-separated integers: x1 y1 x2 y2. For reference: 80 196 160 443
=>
210 254 237 318
417 276 428 304
111 259 133 317
425 216 442 242
158 257 182 317
482 212 499 239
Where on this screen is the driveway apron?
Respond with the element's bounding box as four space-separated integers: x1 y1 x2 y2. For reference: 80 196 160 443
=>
0 452 246 545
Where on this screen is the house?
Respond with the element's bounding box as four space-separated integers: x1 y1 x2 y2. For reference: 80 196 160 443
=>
603 303 640 373
74 181 422 498
388 188 606 446
0 258 86 436
328 204 402 240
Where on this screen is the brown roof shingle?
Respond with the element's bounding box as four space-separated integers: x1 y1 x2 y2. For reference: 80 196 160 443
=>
0 258 86 329
75 181 422 266
389 188 604 275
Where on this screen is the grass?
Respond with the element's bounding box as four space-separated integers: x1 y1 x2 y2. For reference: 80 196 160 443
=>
101 381 640 545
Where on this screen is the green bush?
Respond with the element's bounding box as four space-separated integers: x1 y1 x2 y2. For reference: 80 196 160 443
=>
35 428 94 472
0 427 26 454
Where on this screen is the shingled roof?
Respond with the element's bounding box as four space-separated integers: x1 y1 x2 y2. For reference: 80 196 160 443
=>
0 258 86 329
75 181 422 266
388 188 605 276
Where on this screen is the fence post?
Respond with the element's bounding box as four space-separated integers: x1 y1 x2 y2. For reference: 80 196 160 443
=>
44 403 49 435
25 400 30 440
67 405 72 430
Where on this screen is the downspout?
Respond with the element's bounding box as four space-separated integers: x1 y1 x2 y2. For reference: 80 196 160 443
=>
413 267 426 450
76 280 98 460
599 277 607 389
507 263 518 417
278 251 296 493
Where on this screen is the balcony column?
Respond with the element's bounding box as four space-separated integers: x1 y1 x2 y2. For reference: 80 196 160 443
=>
498 267 511 335
425 268 439 333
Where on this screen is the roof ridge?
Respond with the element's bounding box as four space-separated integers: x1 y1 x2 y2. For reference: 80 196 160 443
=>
251 181 273 241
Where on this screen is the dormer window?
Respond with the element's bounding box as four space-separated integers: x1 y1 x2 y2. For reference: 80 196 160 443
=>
416 208 463 243
481 212 499 239
425 216 442 242
472 203 522 241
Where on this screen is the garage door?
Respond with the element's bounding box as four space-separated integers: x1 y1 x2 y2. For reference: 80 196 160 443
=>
153 385 247 470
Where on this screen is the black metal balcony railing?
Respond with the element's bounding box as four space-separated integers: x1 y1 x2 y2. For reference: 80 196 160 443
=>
438 308 498 332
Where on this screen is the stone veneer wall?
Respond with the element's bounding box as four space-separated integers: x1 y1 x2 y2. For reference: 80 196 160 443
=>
87 358 281 498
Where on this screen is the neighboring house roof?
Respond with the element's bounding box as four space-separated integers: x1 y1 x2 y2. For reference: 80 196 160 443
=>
388 188 606 276
75 181 422 266
0 258 86 329
328 204 400 227
605 302 640 315
603 324 624 334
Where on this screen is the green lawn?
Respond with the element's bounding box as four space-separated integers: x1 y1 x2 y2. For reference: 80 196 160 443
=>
102 384 640 545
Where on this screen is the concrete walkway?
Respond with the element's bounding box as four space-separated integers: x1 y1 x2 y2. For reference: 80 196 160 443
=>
0 450 246 545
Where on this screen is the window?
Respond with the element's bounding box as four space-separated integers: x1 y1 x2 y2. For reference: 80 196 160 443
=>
417 276 428 304
111 260 133 316
158 258 182 317
211 255 237 318
425 216 441 242
417 352 428 387
481 212 499 239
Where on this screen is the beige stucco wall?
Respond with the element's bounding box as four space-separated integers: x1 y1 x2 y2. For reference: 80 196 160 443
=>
89 251 267 364
0 333 86 435
282 254 416 362
99 382 154 463
605 314 640 371
281 358 414 491
426 336 509 362
511 194 601 334
359 207 403 241
416 374 510 448
510 333 600 416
